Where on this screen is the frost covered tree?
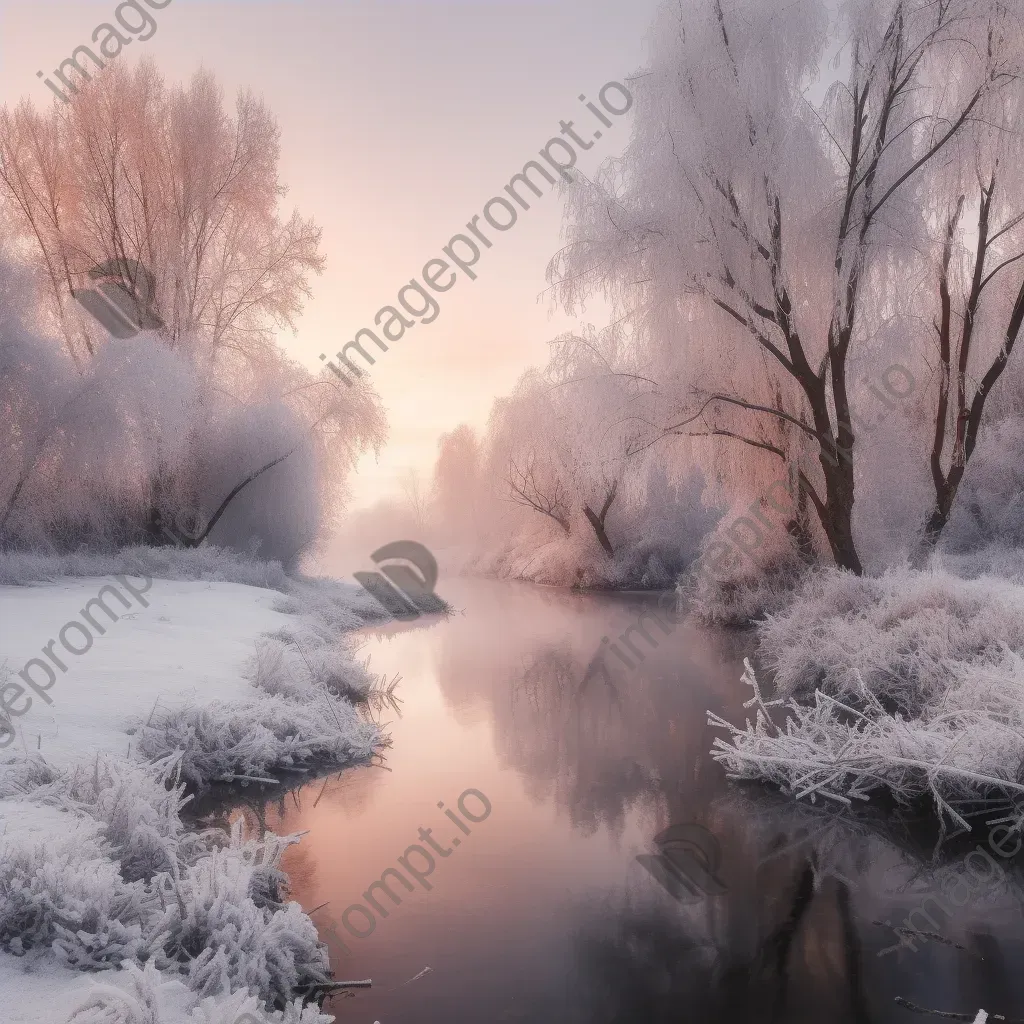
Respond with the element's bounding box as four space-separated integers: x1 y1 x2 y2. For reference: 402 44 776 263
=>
550 0 1024 571
497 328 650 557
430 424 482 542
0 60 323 370
0 62 385 561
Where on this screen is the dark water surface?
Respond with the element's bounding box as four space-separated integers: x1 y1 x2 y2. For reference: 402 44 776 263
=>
223 579 1024 1023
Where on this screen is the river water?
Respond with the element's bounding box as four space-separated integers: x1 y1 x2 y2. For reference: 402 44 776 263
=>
219 579 1024 1023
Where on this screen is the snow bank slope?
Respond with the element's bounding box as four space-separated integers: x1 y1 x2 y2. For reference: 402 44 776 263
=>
0 578 290 766
0 569 384 1023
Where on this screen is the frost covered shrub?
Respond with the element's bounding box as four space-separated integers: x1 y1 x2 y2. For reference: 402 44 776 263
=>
687 515 812 627
148 822 331 1007
131 693 379 792
937 543 1024 587
19 754 198 883
281 575 392 637
711 656 1024 821
0 762 343 1013
941 416 1024 554
0 810 148 967
758 567 1024 716
0 545 289 591
71 962 333 1024
251 638 372 704
688 549 810 627
711 568 1024 817
0 753 59 797
472 529 607 589
0 301 383 566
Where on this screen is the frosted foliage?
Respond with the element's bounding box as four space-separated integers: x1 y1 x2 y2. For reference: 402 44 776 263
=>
0 62 387 563
712 653 1024 821
489 328 649 543
424 327 719 587
712 569 1024 816
0 281 384 563
70 963 332 1023
0 61 324 370
0 761 339 1015
0 814 149 969
758 567 1024 716
941 415 1024 551
132 692 378 792
0 546 290 589
1 330 200 545
550 0 1024 569
688 521 811 626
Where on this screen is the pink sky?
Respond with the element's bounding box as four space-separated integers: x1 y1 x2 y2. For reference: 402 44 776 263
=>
0 0 658 509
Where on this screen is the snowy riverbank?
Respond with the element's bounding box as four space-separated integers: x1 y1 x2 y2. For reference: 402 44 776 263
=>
709 559 1024 823
0 549 390 1024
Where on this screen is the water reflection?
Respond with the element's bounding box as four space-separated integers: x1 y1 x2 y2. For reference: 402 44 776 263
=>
200 579 1024 1023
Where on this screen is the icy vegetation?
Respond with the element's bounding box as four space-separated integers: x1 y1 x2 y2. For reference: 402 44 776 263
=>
685 521 811 627
0 62 385 568
68 962 333 1024
758 568 1024 715
133 691 378 792
0 759 335 1020
711 569 1024 821
0 545 292 591
0 553 394 1021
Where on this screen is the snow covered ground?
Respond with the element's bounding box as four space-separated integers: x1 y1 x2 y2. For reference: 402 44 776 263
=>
0 578 291 765
0 561 386 1024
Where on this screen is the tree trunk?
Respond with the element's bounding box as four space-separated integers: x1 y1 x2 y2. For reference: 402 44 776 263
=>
818 456 862 574
918 472 962 558
785 475 815 563
583 506 614 556
582 481 618 557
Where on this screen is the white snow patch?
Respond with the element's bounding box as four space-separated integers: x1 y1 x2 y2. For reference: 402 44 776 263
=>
0 579 292 765
0 573 387 1023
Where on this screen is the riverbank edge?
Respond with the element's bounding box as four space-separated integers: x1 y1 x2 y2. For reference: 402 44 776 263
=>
0 547 400 1024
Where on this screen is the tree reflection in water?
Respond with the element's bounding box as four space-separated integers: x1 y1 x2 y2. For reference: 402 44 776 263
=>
423 585 1024 1022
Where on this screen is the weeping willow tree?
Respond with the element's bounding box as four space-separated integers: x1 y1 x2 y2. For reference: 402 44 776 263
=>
550 0 1024 572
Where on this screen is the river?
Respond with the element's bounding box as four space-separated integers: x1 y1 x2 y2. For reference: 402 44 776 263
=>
213 578 1024 1023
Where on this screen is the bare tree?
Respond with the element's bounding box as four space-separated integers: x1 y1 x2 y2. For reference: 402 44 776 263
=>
0 60 324 371
400 468 429 531
508 454 572 535
550 0 1024 572
920 171 1024 552
494 329 651 556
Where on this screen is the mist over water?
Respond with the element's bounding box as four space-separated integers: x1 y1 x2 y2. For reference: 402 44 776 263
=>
205 579 1024 1023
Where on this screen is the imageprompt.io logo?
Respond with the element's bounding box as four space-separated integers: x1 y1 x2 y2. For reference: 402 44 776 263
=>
156 509 206 549
72 258 164 339
354 541 445 620
636 823 728 904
